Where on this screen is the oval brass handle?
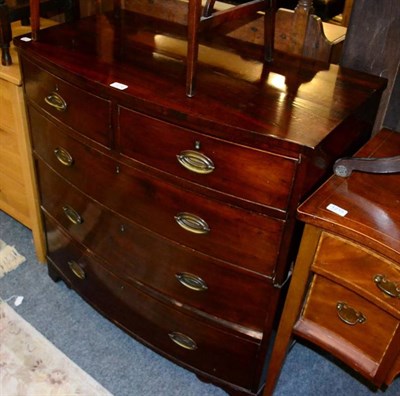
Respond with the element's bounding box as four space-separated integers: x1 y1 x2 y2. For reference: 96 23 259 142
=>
62 205 83 225
174 212 210 234
168 332 198 350
44 91 67 112
336 302 366 325
177 150 215 174
54 147 74 167
175 272 208 291
374 274 400 298
68 261 86 280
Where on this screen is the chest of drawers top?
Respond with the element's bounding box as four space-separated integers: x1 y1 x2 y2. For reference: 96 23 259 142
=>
15 12 385 155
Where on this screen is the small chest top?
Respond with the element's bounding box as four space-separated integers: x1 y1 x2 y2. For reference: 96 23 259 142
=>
298 128 400 264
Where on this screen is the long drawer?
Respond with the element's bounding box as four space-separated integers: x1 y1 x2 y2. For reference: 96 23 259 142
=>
22 59 112 147
33 126 285 276
46 225 261 391
117 106 297 210
43 208 275 331
37 158 277 330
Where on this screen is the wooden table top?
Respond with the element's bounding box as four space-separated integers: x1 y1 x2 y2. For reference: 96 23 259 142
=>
298 128 400 263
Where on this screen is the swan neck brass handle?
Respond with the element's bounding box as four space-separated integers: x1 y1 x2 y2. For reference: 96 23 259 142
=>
68 261 86 280
336 302 366 325
168 332 198 350
63 205 83 225
54 147 74 167
44 91 67 112
177 150 215 174
174 212 210 234
374 274 400 298
176 272 208 291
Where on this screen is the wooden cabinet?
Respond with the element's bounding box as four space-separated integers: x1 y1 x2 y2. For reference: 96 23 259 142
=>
14 10 386 395
0 20 57 262
265 129 400 395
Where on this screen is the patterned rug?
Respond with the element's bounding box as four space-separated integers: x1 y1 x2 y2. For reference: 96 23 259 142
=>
0 239 26 279
0 300 113 395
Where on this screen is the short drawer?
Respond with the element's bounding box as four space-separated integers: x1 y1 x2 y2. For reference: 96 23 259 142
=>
43 211 275 331
22 57 112 146
312 233 400 317
117 106 297 210
46 228 260 391
294 276 400 379
35 150 284 276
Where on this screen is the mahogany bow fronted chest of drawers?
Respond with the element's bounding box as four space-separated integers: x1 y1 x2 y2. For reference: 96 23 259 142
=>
14 11 386 395
265 128 400 395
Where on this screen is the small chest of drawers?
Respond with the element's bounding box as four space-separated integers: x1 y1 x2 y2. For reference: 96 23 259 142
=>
265 129 400 395
15 11 387 396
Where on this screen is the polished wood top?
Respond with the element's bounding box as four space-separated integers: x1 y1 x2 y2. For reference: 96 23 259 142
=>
298 128 400 263
14 11 386 155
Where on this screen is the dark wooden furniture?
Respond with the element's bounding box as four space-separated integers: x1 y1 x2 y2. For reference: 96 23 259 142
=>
273 0 345 62
15 10 386 395
264 128 400 395
210 0 347 64
0 0 79 65
235 0 347 21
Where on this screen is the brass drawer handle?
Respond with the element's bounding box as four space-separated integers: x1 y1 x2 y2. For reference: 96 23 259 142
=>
177 150 215 174
168 332 198 350
336 302 366 326
374 274 400 298
175 272 208 291
174 212 210 234
68 261 86 280
44 91 68 112
62 205 83 225
54 147 74 167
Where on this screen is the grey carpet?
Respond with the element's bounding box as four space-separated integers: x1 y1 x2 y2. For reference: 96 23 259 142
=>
0 209 399 396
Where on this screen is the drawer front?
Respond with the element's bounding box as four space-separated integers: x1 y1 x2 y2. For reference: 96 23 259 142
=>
34 138 284 276
43 211 274 331
22 58 112 146
46 227 260 390
298 276 399 365
118 106 297 210
312 233 400 316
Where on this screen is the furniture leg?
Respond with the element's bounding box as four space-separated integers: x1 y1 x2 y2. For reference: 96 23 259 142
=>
29 0 40 40
186 0 202 97
264 0 275 61
263 225 322 395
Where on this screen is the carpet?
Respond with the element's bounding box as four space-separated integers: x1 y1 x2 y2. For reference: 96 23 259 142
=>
0 300 112 396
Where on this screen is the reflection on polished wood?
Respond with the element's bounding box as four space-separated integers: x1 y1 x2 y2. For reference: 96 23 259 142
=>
28 0 276 96
14 10 385 149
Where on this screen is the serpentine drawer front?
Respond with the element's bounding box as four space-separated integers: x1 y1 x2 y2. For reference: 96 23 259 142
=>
15 13 386 395
294 275 399 377
312 233 400 315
